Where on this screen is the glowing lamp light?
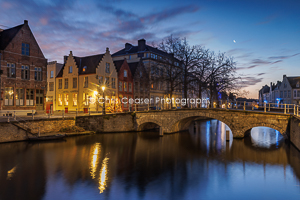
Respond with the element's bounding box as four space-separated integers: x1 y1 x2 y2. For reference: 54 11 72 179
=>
102 86 105 92
94 91 98 96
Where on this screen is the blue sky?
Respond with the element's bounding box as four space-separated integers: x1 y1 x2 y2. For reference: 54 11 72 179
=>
0 0 299 98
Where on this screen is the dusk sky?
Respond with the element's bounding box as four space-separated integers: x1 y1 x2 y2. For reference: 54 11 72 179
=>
0 0 299 98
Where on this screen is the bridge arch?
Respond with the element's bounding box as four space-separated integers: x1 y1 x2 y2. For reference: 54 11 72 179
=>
239 123 287 138
137 119 163 131
167 112 235 135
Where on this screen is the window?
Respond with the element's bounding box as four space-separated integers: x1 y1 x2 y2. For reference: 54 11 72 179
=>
26 89 34 106
21 65 29 79
35 67 42 81
288 90 291 98
146 53 149 58
64 78 68 89
22 43 29 56
124 82 128 92
129 55 131 60
84 77 88 88
83 93 89 105
58 79 62 89
284 91 287 98
73 78 77 88
58 94 62 106
49 82 54 91
83 66 87 72
140 71 142 77
294 90 297 98
105 77 109 87
4 87 14 106
64 94 69 105
284 83 287 88
112 78 116 88
73 94 77 106
69 66 72 73
297 82 300 88
119 81 122 91
7 63 16 78
280 91 283 98
124 70 127 77
151 54 157 59
50 71 54 78
129 83 132 92
16 88 24 106
99 76 103 85
105 63 110 73
155 67 159 76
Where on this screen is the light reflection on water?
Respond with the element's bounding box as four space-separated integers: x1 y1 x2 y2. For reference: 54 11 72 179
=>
0 119 299 200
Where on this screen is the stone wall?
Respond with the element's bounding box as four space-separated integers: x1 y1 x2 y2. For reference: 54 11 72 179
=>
0 118 75 143
289 117 300 151
76 113 135 133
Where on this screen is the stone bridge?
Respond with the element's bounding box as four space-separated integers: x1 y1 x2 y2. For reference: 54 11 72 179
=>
76 108 291 139
134 109 291 138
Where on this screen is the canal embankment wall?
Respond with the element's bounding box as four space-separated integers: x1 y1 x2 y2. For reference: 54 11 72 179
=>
0 118 75 143
75 113 136 133
289 117 300 151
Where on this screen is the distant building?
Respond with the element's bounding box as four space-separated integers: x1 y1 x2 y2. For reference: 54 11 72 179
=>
46 61 63 113
279 75 300 104
0 20 47 115
55 48 118 112
258 85 270 104
112 39 182 107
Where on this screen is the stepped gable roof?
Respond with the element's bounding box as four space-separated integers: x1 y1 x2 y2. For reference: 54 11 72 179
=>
57 54 104 77
128 62 139 77
113 60 125 72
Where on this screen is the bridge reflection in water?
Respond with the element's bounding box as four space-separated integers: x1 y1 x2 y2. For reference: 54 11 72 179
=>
0 120 299 200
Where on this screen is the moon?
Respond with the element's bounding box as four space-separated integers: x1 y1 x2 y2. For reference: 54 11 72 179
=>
233 40 236 43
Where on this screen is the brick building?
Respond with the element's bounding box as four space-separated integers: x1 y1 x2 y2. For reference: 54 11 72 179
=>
113 59 134 111
0 20 47 115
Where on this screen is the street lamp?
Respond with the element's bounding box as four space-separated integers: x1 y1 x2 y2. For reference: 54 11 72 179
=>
102 86 105 115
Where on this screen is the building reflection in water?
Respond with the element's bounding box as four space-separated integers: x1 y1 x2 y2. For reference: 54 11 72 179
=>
0 120 300 200
99 156 109 193
90 143 100 179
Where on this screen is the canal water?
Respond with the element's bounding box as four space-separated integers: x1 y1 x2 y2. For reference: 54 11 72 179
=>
0 119 300 200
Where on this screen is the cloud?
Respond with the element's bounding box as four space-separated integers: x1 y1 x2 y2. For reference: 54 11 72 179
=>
256 14 278 25
140 5 200 24
257 73 265 76
268 53 300 60
239 76 263 87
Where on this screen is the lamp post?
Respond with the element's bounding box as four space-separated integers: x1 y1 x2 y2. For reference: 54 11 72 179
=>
102 86 105 115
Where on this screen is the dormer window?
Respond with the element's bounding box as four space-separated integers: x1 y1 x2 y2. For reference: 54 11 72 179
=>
69 66 72 73
83 66 87 72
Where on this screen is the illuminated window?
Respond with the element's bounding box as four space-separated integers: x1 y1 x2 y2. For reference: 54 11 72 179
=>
83 66 87 72
124 82 127 92
64 94 69 105
124 70 127 77
16 88 24 106
26 89 34 106
49 82 54 91
58 94 62 106
4 87 14 106
73 93 77 106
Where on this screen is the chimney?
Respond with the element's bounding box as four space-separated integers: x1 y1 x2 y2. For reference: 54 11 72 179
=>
64 56 68 63
125 43 132 51
24 20 28 25
106 47 110 53
283 74 286 78
138 39 146 52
